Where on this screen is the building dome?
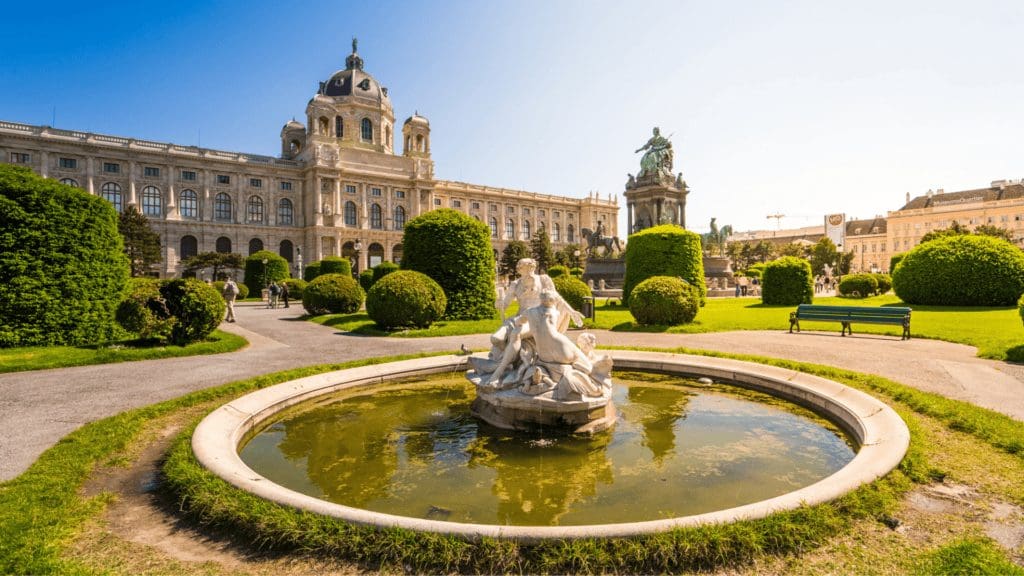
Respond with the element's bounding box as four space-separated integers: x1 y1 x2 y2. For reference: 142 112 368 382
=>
319 38 390 103
404 113 429 127
283 119 304 130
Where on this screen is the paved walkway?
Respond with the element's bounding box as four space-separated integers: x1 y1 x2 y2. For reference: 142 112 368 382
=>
2 301 1023 481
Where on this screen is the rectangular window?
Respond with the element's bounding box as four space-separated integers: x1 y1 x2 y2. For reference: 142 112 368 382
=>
434 198 442 205
103 162 120 173
489 203 497 211
1001 215 1010 222
371 187 382 197
144 166 160 177
10 152 31 164
280 181 292 191
452 199 462 208
523 208 531 216
345 184 357 194
568 213 574 220
394 190 405 198
507 206 515 214
471 202 480 209
59 157 77 169
217 174 230 185
988 217 995 223
321 180 332 192
250 178 262 188
553 211 560 218
538 209 546 218
181 170 197 181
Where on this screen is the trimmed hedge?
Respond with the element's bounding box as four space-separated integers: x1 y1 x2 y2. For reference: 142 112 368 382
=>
303 262 321 282
623 225 706 306
873 273 892 295
0 165 130 347
838 273 878 298
319 256 352 277
303 273 364 315
371 261 399 286
552 275 592 312
366 270 447 329
547 265 569 279
889 253 906 273
159 278 225 345
243 251 290 296
629 276 700 325
401 209 497 320
761 257 814 305
892 235 1024 306
115 278 174 341
358 269 375 292
282 278 307 300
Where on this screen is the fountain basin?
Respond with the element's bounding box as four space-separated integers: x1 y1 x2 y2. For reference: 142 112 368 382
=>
192 350 909 541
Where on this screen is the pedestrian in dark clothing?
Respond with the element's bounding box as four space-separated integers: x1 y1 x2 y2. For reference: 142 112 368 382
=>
281 282 290 308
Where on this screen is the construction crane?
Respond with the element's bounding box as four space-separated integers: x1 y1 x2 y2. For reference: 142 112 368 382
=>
766 213 785 229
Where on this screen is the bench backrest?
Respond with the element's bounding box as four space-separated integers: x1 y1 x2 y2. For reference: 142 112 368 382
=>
796 304 911 318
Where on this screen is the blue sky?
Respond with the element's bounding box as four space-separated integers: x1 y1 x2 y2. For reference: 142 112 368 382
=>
3 0 1022 235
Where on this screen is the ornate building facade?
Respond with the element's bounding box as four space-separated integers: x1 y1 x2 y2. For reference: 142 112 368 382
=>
0 42 618 277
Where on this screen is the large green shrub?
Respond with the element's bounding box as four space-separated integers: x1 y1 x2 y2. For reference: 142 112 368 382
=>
547 265 569 279
319 256 352 277
358 269 375 292
889 253 906 273
873 273 892 295
115 278 174 341
303 262 321 282
628 276 700 325
761 257 814 305
401 209 496 320
623 225 706 306
282 278 307 300
838 273 879 298
552 275 592 312
302 273 364 315
159 278 225 345
366 270 447 329
0 165 130 347
892 235 1024 306
243 251 290 296
372 261 399 285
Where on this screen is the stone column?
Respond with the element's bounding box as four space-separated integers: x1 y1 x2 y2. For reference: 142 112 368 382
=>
655 199 662 225
360 183 368 227
165 163 176 218
334 178 341 219
86 156 95 195
627 203 633 234
202 170 212 221
385 185 393 231
314 176 323 213
40 150 49 178
128 161 138 207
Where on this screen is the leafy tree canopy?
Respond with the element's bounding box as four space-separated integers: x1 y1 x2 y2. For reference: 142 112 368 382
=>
118 205 162 277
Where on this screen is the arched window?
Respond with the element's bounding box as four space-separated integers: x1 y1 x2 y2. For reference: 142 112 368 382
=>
393 205 406 229
361 118 373 142
553 223 561 242
392 243 403 264
180 235 198 259
142 186 161 217
567 224 575 243
101 182 122 212
368 242 384 268
247 196 264 223
416 134 424 152
248 238 264 255
344 201 357 226
523 220 531 240
318 116 329 135
370 203 383 229
335 116 343 138
215 236 232 254
59 178 78 188
277 198 293 225
180 189 197 219
279 240 294 263
489 217 498 238
506 218 515 240
214 193 232 221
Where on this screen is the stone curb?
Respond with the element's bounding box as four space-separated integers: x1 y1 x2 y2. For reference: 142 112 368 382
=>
191 351 910 542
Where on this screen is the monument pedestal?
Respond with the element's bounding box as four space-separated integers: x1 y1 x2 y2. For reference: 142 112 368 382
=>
471 388 617 435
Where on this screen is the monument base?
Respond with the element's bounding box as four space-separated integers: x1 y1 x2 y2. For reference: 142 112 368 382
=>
470 387 617 435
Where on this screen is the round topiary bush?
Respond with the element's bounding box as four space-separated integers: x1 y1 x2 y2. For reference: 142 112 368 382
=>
303 273 365 315
0 165 130 347
628 276 700 326
761 257 814 305
319 256 352 277
838 273 879 298
892 235 1024 306
552 274 592 312
244 251 290 296
401 209 496 320
283 278 307 300
547 265 569 279
303 262 321 282
159 278 225 345
623 225 706 306
372 261 399 285
358 269 375 292
873 273 892 295
115 278 174 341
366 270 447 330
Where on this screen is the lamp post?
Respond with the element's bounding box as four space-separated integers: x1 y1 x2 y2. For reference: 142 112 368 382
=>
573 249 581 270
261 258 268 305
354 240 363 274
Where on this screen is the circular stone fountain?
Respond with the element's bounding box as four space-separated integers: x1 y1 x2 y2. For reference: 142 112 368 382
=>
192 350 909 540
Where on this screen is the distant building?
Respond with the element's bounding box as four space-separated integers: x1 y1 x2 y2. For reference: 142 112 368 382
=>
0 42 617 277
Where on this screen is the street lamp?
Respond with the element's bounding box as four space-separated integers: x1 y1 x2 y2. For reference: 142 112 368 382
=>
261 258 268 304
354 240 363 274
573 249 581 269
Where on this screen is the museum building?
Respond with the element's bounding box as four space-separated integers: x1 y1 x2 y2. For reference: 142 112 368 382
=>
0 43 618 277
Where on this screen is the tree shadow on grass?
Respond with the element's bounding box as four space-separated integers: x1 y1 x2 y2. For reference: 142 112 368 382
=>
1004 345 1024 363
610 321 671 333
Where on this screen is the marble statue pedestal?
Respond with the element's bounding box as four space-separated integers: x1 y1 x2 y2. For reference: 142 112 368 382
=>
470 386 617 435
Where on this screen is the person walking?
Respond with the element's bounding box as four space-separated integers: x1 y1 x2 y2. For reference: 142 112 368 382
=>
268 281 280 309
280 282 290 308
222 277 239 322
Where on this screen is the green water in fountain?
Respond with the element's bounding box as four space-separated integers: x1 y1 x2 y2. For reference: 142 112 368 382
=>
239 372 855 526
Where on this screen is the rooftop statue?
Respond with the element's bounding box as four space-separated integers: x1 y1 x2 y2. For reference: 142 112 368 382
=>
635 127 674 179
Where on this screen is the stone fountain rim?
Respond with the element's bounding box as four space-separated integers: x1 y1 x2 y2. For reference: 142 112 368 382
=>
191 350 909 542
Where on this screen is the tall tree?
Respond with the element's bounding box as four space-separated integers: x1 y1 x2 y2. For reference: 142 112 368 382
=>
556 243 584 269
180 252 245 281
530 227 555 272
919 220 970 244
499 240 531 278
973 224 1014 243
118 205 162 277
751 240 775 264
808 237 840 277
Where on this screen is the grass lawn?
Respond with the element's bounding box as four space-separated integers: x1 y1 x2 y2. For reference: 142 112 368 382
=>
0 330 248 374
311 303 519 338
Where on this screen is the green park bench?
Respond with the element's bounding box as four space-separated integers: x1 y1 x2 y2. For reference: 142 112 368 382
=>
789 304 912 340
